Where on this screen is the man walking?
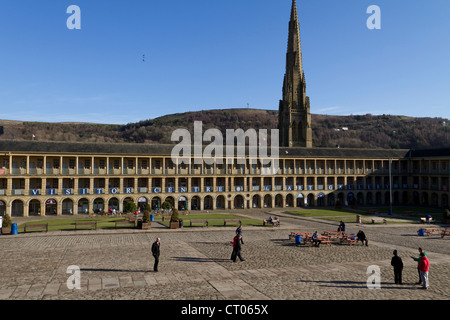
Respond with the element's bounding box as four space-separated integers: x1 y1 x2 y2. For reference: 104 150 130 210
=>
391 250 403 284
236 223 244 244
151 237 161 272
231 234 245 262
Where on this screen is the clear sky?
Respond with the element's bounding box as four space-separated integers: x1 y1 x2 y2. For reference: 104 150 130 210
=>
0 0 449 124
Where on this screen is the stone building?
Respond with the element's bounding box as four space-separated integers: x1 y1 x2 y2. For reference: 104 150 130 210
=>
0 140 449 217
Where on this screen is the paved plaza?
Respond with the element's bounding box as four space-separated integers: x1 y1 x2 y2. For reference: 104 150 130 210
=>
1 210 449 302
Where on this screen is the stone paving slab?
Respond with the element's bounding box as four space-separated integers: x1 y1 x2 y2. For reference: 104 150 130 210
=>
1 213 449 301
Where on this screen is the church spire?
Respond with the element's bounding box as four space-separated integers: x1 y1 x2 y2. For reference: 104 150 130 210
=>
278 0 312 148
287 0 303 82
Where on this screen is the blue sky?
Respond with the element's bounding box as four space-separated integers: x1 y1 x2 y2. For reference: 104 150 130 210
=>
0 0 449 124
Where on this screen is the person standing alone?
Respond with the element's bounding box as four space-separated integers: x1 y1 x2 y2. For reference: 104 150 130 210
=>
391 250 403 285
152 237 161 272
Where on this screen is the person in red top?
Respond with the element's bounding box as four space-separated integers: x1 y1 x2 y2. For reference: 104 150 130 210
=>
418 252 429 289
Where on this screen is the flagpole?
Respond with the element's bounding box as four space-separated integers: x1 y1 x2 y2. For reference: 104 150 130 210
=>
389 158 393 215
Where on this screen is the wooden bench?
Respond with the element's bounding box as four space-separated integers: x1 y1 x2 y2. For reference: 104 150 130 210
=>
263 219 280 227
115 220 136 229
420 217 435 224
190 219 208 227
322 231 344 238
224 219 241 226
422 228 441 236
370 218 387 224
75 221 97 230
340 235 358 245
289 231 312 240
24 223 48 233
441 228 450 238
319 236 332 246
307 235 332 246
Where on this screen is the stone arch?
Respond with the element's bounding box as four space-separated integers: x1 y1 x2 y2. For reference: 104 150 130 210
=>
252 195 261 208
234 195 244 209
11 199 24 217
28 199 41 216
62 198 74 215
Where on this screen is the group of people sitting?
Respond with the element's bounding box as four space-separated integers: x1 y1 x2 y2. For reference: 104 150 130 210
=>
264 216 280 226
311 225 369 247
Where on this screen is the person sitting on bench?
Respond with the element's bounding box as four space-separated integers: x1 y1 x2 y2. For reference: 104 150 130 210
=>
272 217 280 226
264 216 273 224
312 231 321 247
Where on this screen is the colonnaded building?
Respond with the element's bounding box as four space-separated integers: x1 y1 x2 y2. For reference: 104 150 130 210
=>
0 0 449 217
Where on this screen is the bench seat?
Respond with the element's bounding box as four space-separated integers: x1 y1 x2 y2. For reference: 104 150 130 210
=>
24 223 48 233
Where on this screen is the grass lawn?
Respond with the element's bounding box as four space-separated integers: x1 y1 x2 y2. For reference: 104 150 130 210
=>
17 213 266 232
158 213 265 227
287 209 356 217
18 217 129 233
287 208 426 224
363 206 441 214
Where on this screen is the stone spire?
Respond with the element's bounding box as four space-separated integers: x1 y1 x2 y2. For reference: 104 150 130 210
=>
279 0 312 148
288 0 303 76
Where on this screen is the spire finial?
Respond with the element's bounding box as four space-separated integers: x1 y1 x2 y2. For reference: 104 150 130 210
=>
290 0 298 22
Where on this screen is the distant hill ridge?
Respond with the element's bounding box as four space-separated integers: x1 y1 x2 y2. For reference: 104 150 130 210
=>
0 108 448 149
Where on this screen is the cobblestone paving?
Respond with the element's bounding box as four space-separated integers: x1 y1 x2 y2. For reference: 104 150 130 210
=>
1 210 449 301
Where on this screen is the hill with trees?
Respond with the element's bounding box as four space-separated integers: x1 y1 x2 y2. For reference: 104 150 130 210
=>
0 109 448 149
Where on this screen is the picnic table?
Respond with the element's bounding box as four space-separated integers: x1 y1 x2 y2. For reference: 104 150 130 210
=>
290 231 360 246
340 234 358 245
289 231 312 240
317 235 332 246
322 231 344 238
421 228 441 236
441 227 450 238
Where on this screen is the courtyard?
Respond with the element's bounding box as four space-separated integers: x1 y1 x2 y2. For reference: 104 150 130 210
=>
1 209 449 303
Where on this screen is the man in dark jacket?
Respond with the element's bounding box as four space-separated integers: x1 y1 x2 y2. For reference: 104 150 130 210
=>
357 230 368 246
152 237 161 272
231 235 245 262
391 250 404 284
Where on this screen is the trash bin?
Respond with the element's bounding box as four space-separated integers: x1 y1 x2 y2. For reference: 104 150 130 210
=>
11 223 18 235
137 219 143 230
295 234 302 244
179 219 184 229
418 229 425 236
150 214 155 222
356 215 361 223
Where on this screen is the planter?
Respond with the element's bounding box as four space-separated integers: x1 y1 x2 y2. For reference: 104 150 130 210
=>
1 226 11 235
169 221 179 229
142 222 151 230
